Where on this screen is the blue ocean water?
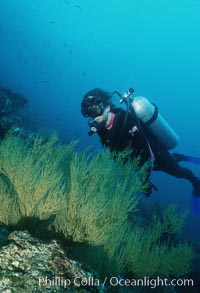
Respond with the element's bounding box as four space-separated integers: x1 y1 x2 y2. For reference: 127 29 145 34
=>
0 0 200 245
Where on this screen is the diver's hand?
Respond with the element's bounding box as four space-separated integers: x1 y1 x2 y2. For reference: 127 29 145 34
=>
94 116 104 123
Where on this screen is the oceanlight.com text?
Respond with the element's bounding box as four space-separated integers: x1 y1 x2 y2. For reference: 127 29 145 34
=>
38 276 194 289
108 276 194 289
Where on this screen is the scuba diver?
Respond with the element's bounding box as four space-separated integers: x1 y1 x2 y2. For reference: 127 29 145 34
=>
80 87 200 214
81 88 200 214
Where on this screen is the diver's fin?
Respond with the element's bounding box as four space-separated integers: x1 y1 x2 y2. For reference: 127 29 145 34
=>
173 153 200 165
191 194 200 214
191 179 200 214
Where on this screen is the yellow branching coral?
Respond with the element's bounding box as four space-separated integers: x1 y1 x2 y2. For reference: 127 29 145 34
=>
104 206 193 277
0 133 194 279
0 133 74 223
54 149 141 244
0 174 22 225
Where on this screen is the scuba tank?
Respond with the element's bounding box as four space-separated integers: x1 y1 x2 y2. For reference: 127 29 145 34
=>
131 96 179 150
113 88 179 150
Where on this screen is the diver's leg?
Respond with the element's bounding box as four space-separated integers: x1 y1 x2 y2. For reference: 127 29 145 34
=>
154 148 200 195
173 152 200 165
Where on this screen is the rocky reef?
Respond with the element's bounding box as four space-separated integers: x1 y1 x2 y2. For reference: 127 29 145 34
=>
0 228 101 292
0 87 27 117
0 87 27 138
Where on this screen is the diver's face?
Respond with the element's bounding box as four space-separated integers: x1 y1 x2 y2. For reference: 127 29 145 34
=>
88 104 103 119
94 106 110 124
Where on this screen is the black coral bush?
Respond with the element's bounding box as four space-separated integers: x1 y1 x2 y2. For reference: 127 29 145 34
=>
0 133 194 278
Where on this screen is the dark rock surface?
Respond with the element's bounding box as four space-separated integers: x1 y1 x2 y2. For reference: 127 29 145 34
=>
0 87 28 138
0 229 102 292
0 87 27 117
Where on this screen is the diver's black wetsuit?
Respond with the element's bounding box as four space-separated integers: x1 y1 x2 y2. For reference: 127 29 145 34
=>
96 108 200 194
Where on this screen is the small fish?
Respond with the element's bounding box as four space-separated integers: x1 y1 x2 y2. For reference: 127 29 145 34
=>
49 20 56 26
57 71 61 77
68 49 72 55
42 80 49 84
64 0 69 5
82 72 86 77
64 42 68 49
75 4 83 13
